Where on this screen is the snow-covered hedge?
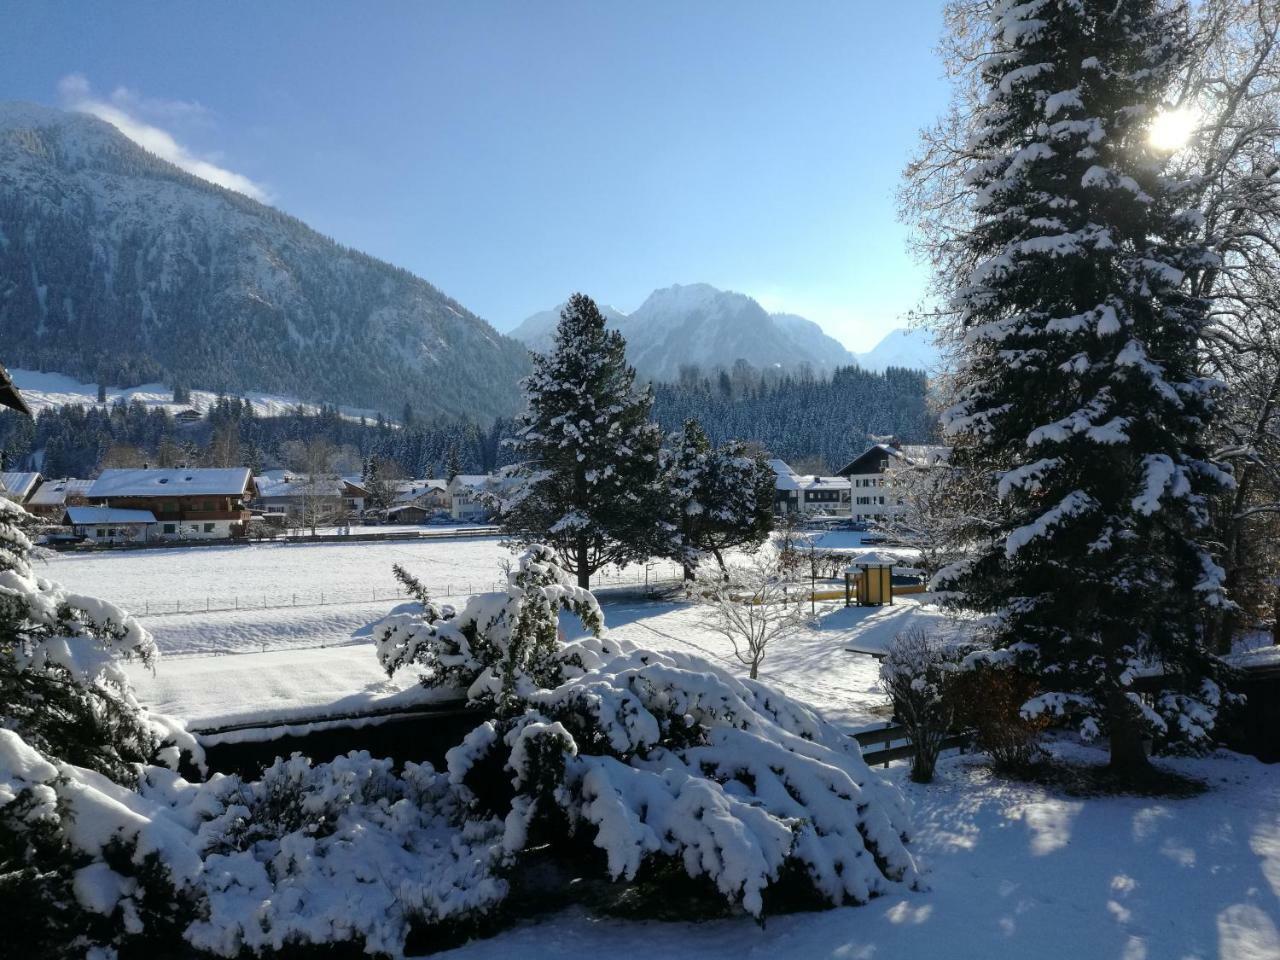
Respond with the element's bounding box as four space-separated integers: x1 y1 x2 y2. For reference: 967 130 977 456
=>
375 545 918 919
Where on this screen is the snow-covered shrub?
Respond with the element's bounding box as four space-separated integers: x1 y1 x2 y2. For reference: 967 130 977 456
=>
879 628 960 783
376 546 918 920
177 751 509 957
947 663 1048 771
0 728 204 958
376 544 603 710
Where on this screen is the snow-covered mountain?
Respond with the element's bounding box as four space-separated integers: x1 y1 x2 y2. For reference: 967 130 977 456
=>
0 101 530 420
508 302 629 355
854 327 940 372
512 283 859 382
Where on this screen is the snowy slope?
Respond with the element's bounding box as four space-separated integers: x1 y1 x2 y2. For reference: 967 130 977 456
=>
507 301 628 355
8 367 383 421
511 283 858 381
855 327 941 372
0 101 529 420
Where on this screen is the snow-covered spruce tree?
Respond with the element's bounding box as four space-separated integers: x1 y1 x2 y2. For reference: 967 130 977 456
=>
496 293 666 589
0 498 202 956
935 0 1232 777
664 418 775 580
374 547 917 918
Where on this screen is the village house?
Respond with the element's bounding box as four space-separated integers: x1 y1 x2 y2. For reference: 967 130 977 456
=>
836 442 951 523
24 477 93 518
87 467 256 540
253 473 368 520
768 460 851 516
384 503 432 524
393 478 449 511
63 506 157 545
447 474 501 521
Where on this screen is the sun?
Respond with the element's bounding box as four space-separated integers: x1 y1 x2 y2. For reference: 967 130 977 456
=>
1148 107 1198 152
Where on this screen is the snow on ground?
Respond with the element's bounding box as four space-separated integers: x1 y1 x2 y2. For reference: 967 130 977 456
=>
9 367 385 423
433 741 1280 960
65 532 947 730
40 535 682 614
125 643 435 730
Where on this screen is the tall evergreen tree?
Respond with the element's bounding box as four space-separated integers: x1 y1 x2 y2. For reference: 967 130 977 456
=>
498 293 664 588
934 0 1232 777
664 419 775 579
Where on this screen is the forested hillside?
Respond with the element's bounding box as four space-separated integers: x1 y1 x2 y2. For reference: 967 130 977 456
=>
652 365 935 472
0 102 530 421
0 361 934 479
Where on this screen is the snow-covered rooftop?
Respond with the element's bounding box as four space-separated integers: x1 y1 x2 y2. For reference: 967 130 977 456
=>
843 550 905 569
89 467 252 498
66 506 157 525
27 477 92 507
0 471 41 500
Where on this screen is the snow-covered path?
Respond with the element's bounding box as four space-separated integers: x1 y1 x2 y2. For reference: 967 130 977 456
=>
435 744 1280 960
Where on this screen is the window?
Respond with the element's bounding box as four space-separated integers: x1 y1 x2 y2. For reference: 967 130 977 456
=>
163 523 176 535
204 523 215 533
96 528 106 537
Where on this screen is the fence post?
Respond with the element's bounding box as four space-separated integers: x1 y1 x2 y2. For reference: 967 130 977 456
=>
176 600 180 613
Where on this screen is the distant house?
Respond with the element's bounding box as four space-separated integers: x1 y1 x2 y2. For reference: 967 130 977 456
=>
64 506 157 545
255 474 367 519
768 460 850 516
836 442 951 523
385 503 430 525
447 474 498 521
87 467 256 540
0 471 42 505
173 408 203 424
25 477 92 518
393 478 449 511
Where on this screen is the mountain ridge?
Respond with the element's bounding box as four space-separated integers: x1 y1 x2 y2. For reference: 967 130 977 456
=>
0 101 530 421
510 283 937 380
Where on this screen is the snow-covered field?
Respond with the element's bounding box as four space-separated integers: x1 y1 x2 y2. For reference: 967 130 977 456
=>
41 535 684 615
435 741 1280 960
34 530 932 730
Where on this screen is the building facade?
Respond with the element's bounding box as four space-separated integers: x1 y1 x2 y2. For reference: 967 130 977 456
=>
87 468 256 540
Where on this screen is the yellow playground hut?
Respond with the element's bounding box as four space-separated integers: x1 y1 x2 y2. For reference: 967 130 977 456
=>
844 550 899 607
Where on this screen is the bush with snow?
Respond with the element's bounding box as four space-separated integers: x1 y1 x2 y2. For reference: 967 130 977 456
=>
375 545 918 919
879 628 962 783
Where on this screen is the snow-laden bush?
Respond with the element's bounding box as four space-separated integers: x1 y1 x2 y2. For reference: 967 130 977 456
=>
879 628 962 783
375 545 918 918
172 751 508 957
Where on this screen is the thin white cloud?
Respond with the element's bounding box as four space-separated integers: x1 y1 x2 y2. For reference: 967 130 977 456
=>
57 74 269 203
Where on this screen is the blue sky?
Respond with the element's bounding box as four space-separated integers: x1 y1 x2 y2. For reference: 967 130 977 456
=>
0 2 950 352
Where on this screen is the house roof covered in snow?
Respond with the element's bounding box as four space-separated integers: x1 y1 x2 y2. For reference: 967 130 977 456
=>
255 474 365 499
0 471 41 500
837 443 951 477
66 506 157 525
89 467 253 499
27 478 92 507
